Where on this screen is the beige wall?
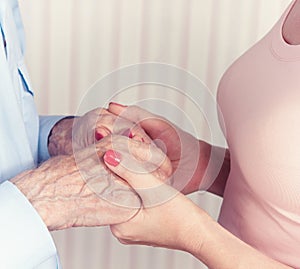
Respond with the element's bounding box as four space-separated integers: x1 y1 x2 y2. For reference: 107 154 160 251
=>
18 0 291 268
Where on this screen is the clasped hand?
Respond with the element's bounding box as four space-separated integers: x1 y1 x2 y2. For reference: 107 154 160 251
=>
12 105 210 253
102 104 210 252
12 108 155 230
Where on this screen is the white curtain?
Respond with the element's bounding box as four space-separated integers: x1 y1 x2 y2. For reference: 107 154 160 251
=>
18 0 291 268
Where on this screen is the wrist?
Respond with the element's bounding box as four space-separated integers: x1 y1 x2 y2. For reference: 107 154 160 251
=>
184 212 215 259
10 160 75 231
10 170 51 228
181 140 211 195
176 199 213 253
48 117 75 156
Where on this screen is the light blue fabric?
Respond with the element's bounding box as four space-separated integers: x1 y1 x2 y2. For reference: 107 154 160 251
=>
0 0 63 267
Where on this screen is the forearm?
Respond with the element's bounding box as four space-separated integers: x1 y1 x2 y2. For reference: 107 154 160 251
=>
183 212 292 269
48 117 74 156
12 137 143 231
206 145 230 197
182 140 230 197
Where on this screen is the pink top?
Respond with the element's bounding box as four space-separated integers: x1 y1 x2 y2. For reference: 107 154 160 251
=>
217 1 300 267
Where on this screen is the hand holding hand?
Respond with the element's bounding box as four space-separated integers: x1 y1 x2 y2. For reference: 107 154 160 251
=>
48 108 151 156
104 140 210 251
12 135 151 231
108 103 212 194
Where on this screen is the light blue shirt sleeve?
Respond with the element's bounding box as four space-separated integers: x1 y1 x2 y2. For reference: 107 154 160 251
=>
0 1 64 267
38 115 67 163
0 181 61 268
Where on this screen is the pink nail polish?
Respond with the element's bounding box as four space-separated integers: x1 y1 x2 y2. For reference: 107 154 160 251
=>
104 150 122 167
109 102 127 108
121 129 133 138
95 132 104 141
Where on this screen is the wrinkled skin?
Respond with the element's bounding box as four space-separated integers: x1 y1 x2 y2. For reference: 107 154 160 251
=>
72 108 152 151
12 135 168 231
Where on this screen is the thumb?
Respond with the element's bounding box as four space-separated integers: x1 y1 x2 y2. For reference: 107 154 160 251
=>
108 102 129 118
108 103 153 125
108 103 171 139
103 149 177 208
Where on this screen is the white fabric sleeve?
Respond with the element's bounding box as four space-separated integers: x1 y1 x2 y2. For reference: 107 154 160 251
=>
0 181 59 268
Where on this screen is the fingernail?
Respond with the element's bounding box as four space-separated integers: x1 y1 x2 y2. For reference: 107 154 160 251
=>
95 132 104 141
121 129 133 139
104 150 122 167
109 102 127 108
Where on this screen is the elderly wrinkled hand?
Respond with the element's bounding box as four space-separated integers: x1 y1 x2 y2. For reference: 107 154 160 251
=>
11 135 160 231
48 107 152 156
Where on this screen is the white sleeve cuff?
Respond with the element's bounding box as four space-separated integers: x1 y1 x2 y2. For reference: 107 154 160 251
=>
0 181 58 268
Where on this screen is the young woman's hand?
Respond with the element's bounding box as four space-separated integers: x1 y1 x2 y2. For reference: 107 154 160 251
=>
104 140 210 250
104 138 291 269
108 103 228 195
